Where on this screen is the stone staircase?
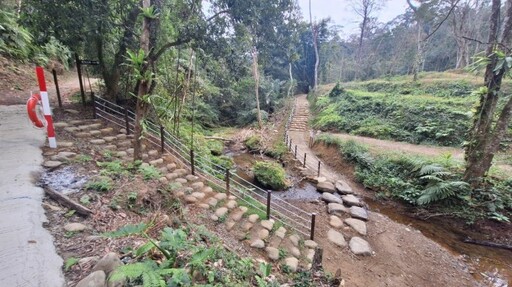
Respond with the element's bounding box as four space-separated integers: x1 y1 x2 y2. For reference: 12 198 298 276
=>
48 117 316 272
288 98 310 132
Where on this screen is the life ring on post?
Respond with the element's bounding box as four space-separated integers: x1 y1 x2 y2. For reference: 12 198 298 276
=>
27 93 45 128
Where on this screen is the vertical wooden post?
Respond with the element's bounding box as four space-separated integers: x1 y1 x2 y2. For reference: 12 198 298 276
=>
226 169 231 197
310 213 316 240
124 107 130 135
303 153 307 167
52 69 62 108
160 126 165 154
74 53 86 107
91 92 96 119
294 145 297 157
289 139 292 151
190 149 195 175
317 161 321 177
266 191 271 220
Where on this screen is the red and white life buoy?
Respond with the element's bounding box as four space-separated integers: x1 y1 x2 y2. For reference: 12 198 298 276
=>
27 92 45 128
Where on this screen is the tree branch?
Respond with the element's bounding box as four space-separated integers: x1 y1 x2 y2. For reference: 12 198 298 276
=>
422 0 461 42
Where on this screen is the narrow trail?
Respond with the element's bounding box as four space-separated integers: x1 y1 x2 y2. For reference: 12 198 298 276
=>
286 94 479 287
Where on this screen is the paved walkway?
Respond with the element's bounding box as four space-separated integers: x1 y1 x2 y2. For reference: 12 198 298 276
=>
0 105 65 287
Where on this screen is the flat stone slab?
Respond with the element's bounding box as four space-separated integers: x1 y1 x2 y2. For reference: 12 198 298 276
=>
335 180 353 194
321 192 343 204
191 182 204 191
92 252 122 275
59 141 74 147
166 173 178 180
275 227 287 239
53 122 69 128
349 237 372 256
327 229 347 247
207 198 218 207
266 247 279 261
350 206 369 221
284 257 298 272
214 193 227 200
185 196 197 204
185 174 198 182
250 239 265 249
43 160 63 168
75 132 90 138
344 218 367 235
149 158 164 166
329 215 344 228
290 246 300 257
76 270 105 287
304 240 318 249
89 130 101 136
289 235 300 247
248 214 260 223
90 139 106 145
230 209 246 221
317 181 336 193
202 186 213 194
148 150 159 156
116 134 127 140
226 200 237 209
100 127 114 134
167 163 177 171
51 151 77 161
260 220 274 231
175 178 188 184
328 203 349 215
103 136 116 142
342 194 363 207
306 249 315 261
258 229 269 240
191 192 205 200
64 223 87 232
116 151 127 157
215 207 228 218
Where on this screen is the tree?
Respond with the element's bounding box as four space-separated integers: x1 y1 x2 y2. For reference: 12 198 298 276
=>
309 0 319 94
464 0 512 185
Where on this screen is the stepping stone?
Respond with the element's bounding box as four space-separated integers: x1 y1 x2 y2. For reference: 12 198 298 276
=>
350 206 369 221
100 127 113 134
329 215 344 228
159 177 168 184
321 192 343 204
166 173 178 180
88 123 102 130
116 151 127 157
185 174 198 182
116 134 127 140
251 239 265 249
226 200 237 209
90 130 101 136
230 209 246 221
185 196 197 204
260 220 274 231
104 144 116 150
328 203 349 215
75 132 90 138
69 120 83 125
317 181 336 193
174 169 188 176
59 141 74 147
103 136 116 142
289 235 300 247
344 218 367 235
315 177 327 183
266 247 279 261
43 160 63 168
240 206 248 213
175 178 187 184
289 246 300 257
335 180 353 194
75 270 105 287
140 163 150 168
191 182 204 191
275 227 287 239
202 186 213 194
242 222 254 231
327 229 347 247
120 128 127 134
54 122 69 128
148 150 159 156
191 192 205 200
284 257 298 272
214 193 227 200
306 249 315 261
77 125 91 131
149 158 164 166
207 198 218 207
64 127 79 132
198 203 210 209
167 163 177 171
304 240 318 249
91 252 123 276
215 207 228 218
248 214 259 223
210 215 219 221
342 194 362 207
90 139 106 145
51 151 77 161
117 140 132 147
126 148 134 154
349 237 372 256
226 221 236 231
183 187 193 194
64 223 87 232
258 229 269 240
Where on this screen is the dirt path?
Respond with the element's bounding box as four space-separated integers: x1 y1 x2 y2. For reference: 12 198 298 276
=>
288 95 479 287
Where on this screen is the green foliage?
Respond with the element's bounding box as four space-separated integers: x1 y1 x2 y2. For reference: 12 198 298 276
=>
138 165 162 181
253 161 288 190
85 176 113 192
97 160 130 178
74 154 92 163
0 10 32 59
266 141 287 160
245 135 262 151
102 223 149 238
64 257 78 271
313 81 476 146
328 83 345 98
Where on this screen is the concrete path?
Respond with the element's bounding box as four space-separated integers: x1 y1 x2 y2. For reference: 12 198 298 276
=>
0 105 65 287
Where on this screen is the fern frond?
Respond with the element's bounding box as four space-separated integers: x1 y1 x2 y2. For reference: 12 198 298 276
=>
109 261 155 282
419 175 443 182
102 223 149 238
417 181 469 205
419 164 445 176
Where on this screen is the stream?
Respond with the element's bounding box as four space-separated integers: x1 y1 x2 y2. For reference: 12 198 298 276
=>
229 150 511 286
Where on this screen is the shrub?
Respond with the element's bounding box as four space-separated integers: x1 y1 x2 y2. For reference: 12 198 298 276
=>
85 176 113 192
253 161 288 190
245 135 262 151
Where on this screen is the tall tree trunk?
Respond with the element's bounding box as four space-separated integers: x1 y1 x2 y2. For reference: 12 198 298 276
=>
463 0 512 185
412 24 424 81
309 0 319 94
287 61 294 97
252 47 262 129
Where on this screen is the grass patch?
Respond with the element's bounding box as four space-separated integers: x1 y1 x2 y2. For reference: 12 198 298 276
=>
85 176 113 192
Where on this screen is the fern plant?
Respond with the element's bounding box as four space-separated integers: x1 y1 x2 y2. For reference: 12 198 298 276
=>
416 164 470 205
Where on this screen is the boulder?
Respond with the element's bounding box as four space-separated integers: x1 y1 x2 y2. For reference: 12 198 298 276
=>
317 181 336 193
321 192 343 204
329 215 344 228
76 270 106 287
64 223 87 232
92 252 123 276
327 203 349 215
335 180 353 194
284 257 299 272
344 218 367 235
327 229 347 247
250 239 265 249
342 194 362 207
349 237 372 256
266 247 280 261
350 206 369 221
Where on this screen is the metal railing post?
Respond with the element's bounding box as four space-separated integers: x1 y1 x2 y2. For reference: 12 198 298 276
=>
310 213 316 240
317 161 321 177
289 139 292 151
226 169 230 197
294 145 297 157
52 69 62 108
160 126 165 154
190 149 195 175
90 92 96 119
124 107 130 135
303 153 307 167
266 191 271 220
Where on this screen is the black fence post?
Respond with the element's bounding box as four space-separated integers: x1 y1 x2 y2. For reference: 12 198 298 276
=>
317 161 321 177
91 92 96 119
124 107 130 135
75 53 86 107
190 149 195 175
289 139 292 151
266 191 272 220
226 169 231 198
52 69 62 108
310 213 316 240
160 126 165 154
303 153 307 167
294 145 297 158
